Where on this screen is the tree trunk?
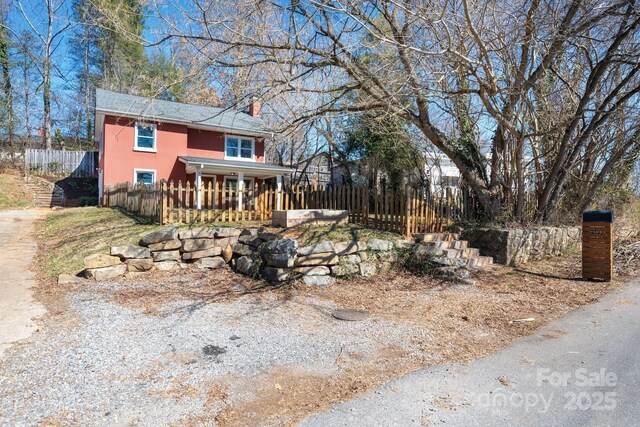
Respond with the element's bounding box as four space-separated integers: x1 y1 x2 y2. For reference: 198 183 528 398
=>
42 0 53 150
0 9 14 150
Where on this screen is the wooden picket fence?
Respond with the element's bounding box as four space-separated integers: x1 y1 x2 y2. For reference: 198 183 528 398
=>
25 148 97 177
104 180 477 237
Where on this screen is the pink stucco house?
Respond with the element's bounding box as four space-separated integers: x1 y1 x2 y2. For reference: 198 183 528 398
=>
94 89 294 209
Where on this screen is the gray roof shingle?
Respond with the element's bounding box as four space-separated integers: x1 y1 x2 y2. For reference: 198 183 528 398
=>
95 88 268 135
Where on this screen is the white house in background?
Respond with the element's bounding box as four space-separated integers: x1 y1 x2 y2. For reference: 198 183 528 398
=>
424 153 463 191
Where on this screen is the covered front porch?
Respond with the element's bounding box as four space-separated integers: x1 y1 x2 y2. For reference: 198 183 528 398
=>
178 156 295 213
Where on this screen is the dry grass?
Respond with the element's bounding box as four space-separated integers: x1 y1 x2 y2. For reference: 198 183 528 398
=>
0 170 34 209
279 223 404 246
36 207 158 280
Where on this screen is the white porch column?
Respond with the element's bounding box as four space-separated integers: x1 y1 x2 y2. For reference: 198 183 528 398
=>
237 172 244 212
276 175 283 210
195 166 202 210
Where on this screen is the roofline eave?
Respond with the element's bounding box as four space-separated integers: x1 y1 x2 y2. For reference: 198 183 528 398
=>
95 108 273 138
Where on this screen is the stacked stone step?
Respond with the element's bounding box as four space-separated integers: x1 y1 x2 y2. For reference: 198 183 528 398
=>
24 178 64 207
414 232 493 268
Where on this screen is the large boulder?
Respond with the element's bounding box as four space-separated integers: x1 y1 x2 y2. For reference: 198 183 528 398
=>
194 257 226 269
293 266 331 276
377 251 399 263
264 266 289 283
235 256 254 275
233 243 255 257
111 245 150 260
126 258 155 272
57 274 87 285
340 254 361 265
152 250 180 262
215 227 242 238
239 228 263 237
263 253 296 268
84 254 122 269
154 261 180 271
84 263 126 281
303 276 335 286
395 240 414 249
297 241 335 256
359 262 376 277
181 238 218 252
258 232 280 242
215 237 239 247
331 263 359 277
221 244 233 263
295 253 339 266
335 241 367 255
259 238 298 256
238 234 264 247
147 239 182 251
178 227 216 240
139 227 179 246
367 239 394 251
181 247 222 260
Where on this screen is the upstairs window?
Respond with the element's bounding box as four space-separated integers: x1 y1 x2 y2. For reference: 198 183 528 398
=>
134 122 156 152
225 136 254 160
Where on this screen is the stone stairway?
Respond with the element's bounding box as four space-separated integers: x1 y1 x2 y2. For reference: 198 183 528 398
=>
414 232 493 269
24 176 64 208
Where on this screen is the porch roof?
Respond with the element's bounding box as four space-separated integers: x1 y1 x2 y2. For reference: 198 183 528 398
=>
178 156 295 179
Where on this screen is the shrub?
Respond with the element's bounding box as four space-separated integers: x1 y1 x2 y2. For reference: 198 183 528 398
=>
78 196 98 206
397 247 440 276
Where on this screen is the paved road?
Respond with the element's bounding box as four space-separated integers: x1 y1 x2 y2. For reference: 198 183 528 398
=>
301 279 640 427
0 210 46 358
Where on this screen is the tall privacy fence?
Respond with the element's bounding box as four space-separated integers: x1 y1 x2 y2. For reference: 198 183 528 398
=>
104 180 478 237
25 149 98 177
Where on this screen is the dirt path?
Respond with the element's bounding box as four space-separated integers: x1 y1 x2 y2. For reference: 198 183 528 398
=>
0 209 47 358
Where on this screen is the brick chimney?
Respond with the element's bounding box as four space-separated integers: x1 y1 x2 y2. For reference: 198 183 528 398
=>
248 96 261 117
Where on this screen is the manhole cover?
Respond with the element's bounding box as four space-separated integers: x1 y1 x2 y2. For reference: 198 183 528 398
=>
332 308 369 321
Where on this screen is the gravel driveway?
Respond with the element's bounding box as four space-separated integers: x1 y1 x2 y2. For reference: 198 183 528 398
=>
0 269 435 426
0 209 46 358
0 251 618 426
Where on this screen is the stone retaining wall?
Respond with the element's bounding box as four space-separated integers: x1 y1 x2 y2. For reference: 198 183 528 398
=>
80 226 412 284
461 226 581 266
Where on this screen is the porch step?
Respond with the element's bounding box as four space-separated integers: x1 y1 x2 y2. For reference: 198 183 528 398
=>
422 240 469 250
414 233 494 271
442 247 480 259
462 256 494 268
415 232 459 243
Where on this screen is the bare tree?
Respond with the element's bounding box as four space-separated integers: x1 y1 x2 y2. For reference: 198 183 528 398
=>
11 0 73 149
0 0 14 150
152 0 640 222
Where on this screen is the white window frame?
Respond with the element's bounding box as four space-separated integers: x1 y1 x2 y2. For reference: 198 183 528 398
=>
134 122 157 152
133 168 156 185
224 135 255 161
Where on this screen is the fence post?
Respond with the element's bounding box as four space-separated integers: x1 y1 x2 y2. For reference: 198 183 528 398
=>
138 184 144 215
160 180 167 225
404 185 412 238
